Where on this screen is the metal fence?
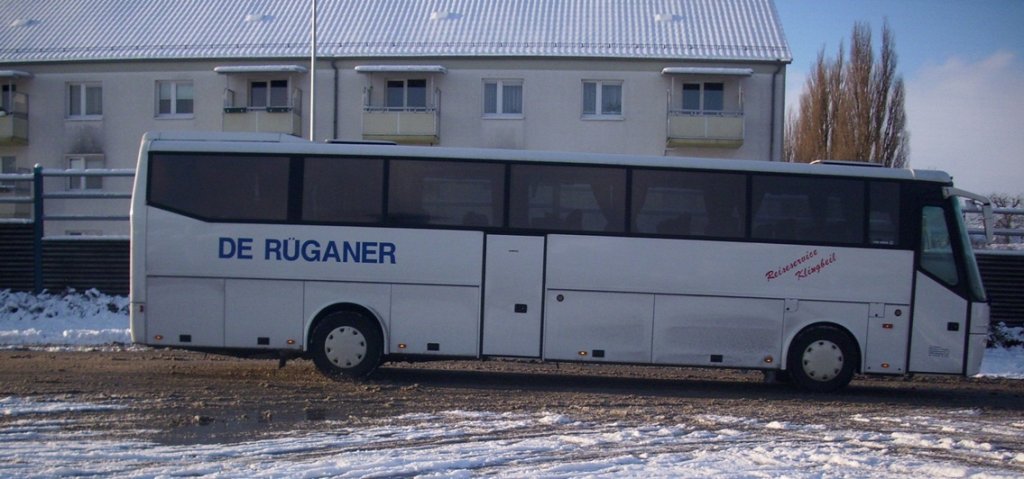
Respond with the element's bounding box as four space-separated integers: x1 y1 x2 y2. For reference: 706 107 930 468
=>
0 165 133 293
963 205 1024 243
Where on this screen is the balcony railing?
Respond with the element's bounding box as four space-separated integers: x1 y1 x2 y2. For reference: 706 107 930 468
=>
221 89 302 137
0 92 29 145
667 110 744 148
362 106 439 145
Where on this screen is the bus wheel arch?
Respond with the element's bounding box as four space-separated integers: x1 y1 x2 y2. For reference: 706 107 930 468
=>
785 323 861 393
308 304 385 380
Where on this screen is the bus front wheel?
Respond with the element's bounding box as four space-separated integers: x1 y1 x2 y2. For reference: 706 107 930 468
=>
310 311 383 380
786 326 857 393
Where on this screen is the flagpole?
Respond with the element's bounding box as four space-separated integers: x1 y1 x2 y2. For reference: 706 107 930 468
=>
309 0 317 141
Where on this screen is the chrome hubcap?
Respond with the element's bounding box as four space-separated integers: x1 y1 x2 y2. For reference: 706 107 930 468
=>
801 339 844 382
324 326 367 369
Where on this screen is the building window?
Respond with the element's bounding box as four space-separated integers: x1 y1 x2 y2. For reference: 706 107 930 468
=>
1 156 16 191
582 80 622 118
250 80 289 109
483 80 523 117
682 82 724 112
157 81 194 117
68 83 102 118
386 79 427 109
67 155 104 191
1 85 14 113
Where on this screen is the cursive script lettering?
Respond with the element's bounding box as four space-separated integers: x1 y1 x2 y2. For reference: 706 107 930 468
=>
795 252 838 280
765 249 818 282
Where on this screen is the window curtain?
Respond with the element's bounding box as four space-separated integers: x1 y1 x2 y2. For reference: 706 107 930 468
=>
582 82 597 114
484 83 498 114
601 84 621 114
502 84 522 114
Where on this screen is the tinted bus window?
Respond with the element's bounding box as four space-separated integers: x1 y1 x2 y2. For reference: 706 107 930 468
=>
388 160 505 227
510 164 626 233
751 176 864 244
869 182 901 246
149 154 289 221
631 169 746 238
302 157 383 224
920 205 959 286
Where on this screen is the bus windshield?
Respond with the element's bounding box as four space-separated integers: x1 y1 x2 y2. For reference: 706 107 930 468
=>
952 198 987 302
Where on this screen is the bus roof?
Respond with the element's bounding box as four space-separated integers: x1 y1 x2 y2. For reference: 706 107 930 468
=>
141 131 953 185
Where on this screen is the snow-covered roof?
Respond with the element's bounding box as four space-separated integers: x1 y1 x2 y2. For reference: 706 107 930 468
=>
0 0 791 64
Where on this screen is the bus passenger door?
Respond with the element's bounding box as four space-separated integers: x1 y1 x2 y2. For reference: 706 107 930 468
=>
482 235 545 357
909 206 969 374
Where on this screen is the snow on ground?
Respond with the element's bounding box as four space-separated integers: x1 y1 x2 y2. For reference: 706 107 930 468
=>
2 405 1023 478
2 290 1024 477
977 346 1024 379
3 289 1021 379
0 289 130 347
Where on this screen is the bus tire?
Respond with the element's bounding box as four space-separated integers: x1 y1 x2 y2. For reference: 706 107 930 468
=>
310 311 383 380
786 326 857 393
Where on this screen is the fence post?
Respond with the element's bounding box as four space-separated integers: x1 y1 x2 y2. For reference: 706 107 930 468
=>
32 164 43 294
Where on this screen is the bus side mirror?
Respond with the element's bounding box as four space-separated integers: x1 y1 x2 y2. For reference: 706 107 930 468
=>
944 187 994 244
981 202 994 243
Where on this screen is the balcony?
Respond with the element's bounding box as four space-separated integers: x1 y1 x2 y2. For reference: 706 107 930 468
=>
223 107 301 137
667 110 744 148
362 107 439 145
221 89 302 137
0 92 29 145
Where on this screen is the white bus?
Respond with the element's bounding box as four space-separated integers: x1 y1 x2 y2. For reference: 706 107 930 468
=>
130 132 993 392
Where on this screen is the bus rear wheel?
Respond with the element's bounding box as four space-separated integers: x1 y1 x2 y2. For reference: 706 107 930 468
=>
787 326 857 393
310 311 383 380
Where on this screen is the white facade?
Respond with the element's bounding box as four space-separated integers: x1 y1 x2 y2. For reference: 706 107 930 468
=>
0 0 791 235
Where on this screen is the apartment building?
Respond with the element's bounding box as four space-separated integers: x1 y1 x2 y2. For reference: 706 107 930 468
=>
0 0 791 235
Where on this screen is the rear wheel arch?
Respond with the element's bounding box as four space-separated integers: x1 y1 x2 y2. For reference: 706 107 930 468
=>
306 303 385 351
784 323 862 370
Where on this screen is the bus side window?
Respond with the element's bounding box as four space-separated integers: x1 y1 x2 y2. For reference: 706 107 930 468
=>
630 169 745 238
149 154 289 222
388 160 506 228
868 182 900 246
302 157 383 224
920 206 959 286
510 164 626 233
751 175 864 245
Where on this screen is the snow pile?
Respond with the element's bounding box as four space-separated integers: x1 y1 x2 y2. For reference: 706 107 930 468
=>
1 407 1021 478
0 289 1021 379
980 323 1024 379
978 347 1024 379
0 289 130 347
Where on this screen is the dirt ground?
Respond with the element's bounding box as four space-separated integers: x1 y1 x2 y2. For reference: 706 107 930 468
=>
2 348 1023 447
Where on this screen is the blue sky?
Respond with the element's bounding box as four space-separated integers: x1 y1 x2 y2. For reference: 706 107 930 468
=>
776 0 1024 195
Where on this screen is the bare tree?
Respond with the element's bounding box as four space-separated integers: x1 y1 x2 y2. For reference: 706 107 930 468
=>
786 21 909 167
